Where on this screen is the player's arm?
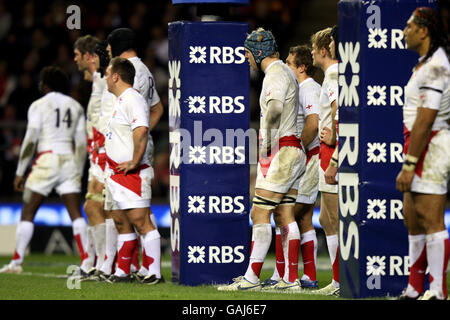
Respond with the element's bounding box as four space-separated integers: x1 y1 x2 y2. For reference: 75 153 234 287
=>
396 107 437 192
149 101 164 131
325 147 339 185
117 126 148 175
262 98 283 156
14 104 41 192
74 111 87 175
301 112 319 147
396 64 445 192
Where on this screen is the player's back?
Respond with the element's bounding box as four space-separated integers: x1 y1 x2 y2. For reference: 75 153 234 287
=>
32 92 84 154
298 77 321 150
260 60 299 139
128 56 160 108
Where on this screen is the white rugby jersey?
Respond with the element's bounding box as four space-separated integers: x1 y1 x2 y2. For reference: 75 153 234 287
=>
319 63 338 133
128 56 160 108
297 77 321 150
259 60 299 145
26 92 85 154
105 87 150 166
86 72 106 139
98 85 116 139
404 47 450 132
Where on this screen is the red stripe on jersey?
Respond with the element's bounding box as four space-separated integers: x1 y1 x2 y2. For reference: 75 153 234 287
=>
106 155 149 197
319 142 336 172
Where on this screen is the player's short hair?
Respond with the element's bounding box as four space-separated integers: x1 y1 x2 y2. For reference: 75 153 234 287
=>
74 35 100 55
40 66 69 94
289 45 317 77
310 27 332 57
109 57 135 86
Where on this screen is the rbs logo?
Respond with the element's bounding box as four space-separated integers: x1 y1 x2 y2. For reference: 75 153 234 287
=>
189 46 246 64
187 245 245 264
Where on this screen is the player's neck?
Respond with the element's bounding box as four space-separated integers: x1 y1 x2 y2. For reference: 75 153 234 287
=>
297 73 310 84
417 38 430 58
261 57 279 72
120 50 137 59
113 84 132 97
321 59 338 73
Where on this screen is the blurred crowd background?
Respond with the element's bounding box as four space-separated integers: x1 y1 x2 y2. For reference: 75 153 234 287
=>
0 0 338 203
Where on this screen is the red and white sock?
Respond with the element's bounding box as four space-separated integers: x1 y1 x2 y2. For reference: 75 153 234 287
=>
92 223 106 271
301 229 317 282
142 229 161 278
326 234 339 287
281 222 300 283
130 235 141 273
115 233 137 277
80 226 96 273
405 234 427 298
72 217 88 264
11 221 34 267
270 227 285 280
100 218 118 275
244 223 272 283
426 230 449 299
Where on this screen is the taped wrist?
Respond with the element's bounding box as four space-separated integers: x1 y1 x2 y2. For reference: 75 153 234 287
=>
402 154 418 172
329 157 338 168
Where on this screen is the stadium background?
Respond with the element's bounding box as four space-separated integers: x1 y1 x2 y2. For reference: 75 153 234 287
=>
0 0 448 257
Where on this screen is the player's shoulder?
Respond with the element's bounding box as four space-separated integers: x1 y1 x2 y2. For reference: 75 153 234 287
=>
423 48 450 76
123 87 147 105
129 56 151 76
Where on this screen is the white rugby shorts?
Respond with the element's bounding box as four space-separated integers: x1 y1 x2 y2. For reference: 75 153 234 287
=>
25 151 81 196
256 146 306 194
297 151 319 204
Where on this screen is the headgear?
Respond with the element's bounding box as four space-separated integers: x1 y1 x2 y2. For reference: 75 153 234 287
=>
244 28 278 68
107 28 136 58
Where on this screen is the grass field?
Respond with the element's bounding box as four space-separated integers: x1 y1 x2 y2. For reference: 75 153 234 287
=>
0 253 353 301
1 253 448 301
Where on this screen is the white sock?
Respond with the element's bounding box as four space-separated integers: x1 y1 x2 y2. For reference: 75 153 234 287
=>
300 229 317 281
244 223 272 284
12 221 34 266
405 234 426 297
426 230 449 299
72 217 88 261
80 226 96 272
115 233 137 277
100 218 118 275
326 234 339 288
142 229 161 278
93 223 106 271
281 222 300 283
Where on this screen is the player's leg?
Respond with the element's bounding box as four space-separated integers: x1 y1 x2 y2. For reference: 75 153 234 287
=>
398 192 427 300
296 202 318 288
0 190 45 273
84 178 106 275
60 192 90 267
413 193 448 300
316 191 340 295
272 189 301 289
107 209 135 282
218 189 283 291
126 207 163 284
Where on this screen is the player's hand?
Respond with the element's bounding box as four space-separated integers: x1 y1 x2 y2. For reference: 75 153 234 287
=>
320 127 334 146
396 169 414 192
116 161 138 175
324 165 338 185
13 176 25 192
259 145 271 160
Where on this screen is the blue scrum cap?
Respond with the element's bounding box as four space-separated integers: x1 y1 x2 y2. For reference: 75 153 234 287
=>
244 28 278 66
